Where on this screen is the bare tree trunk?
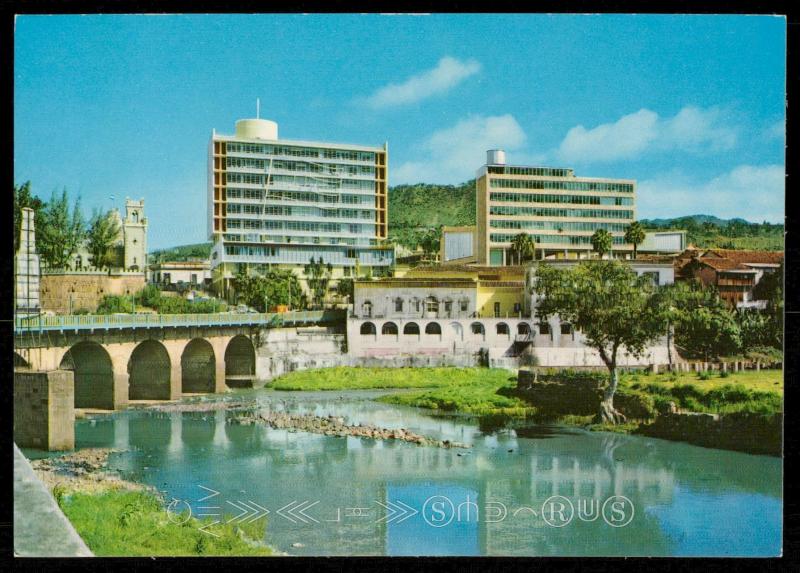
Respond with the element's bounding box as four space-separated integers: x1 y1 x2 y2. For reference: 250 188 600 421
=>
666 323 673 372
597 355 627 424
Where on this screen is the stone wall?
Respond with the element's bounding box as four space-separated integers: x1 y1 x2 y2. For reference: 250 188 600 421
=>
639 411 781 456
254 327 348 386
40 271 146 314
14 370 75 451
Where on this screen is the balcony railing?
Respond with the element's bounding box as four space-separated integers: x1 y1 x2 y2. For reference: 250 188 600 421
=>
14 309 345 334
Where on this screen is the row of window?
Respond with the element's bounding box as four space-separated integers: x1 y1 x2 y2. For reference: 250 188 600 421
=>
226 172 376 191
489 205 633 220
489 178 634 193
227 219 365 234
359 320 571 336
488 166 573 177
489 192 634 206
223 233 377 247
222 244 392 264
225 188 375 204
226 157 376 177
489 233 627 245
490 219 629 233
225 142 375 163
226 203 373 220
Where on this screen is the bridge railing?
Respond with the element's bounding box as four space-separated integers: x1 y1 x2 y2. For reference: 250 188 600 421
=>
14 309 344 333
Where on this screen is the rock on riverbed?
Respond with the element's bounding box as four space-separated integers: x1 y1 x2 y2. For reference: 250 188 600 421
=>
30 448 148 493
232 410 470 449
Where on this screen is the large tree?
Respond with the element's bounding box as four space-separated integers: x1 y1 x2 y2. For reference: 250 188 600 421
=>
590 229 613 259
624 221 646 259
532 260 667 424
233 268 306 312
86 208 122 269
13 181 45 252
304 257 334 309
418 228 441 259
37 188 85 269
668 280 742 360
510 232 536 265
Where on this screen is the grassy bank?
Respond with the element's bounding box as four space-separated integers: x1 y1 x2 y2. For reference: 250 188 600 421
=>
270 366 513 391
56 488 274 556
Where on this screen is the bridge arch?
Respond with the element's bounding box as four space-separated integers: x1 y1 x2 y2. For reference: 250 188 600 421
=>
225 335 256 388
181 338 216 393
128 340 172 400
60 341 115 409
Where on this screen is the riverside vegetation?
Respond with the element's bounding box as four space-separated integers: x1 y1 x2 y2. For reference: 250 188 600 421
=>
269 366 782 447
31 449 275 556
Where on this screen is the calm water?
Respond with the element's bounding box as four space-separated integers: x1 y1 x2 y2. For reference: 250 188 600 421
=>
35 389 783 556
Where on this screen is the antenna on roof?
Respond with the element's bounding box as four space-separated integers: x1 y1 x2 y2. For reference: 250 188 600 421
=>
256 98 260 119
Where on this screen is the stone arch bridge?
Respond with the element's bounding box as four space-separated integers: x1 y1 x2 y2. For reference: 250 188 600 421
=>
14 311 340 410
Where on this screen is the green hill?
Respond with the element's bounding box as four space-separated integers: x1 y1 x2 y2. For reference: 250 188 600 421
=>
149 242 212 262
388 180 476 249
641 216 783 251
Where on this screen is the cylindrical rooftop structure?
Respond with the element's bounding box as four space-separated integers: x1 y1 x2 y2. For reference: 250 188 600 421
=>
235 118 279 140
487 149 506 165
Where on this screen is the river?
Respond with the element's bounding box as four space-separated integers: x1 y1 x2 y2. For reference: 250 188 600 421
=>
27 388 782 557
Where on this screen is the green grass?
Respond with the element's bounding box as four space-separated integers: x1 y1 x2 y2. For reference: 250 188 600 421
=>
621 369 783 395
270 366 512 391
378 379 535 417
56 489 273 556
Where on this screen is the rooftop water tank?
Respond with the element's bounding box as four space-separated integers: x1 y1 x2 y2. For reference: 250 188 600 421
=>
487 149 506 165
235 118 278 140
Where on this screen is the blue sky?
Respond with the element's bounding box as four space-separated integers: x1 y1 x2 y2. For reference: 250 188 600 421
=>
15 14 786 249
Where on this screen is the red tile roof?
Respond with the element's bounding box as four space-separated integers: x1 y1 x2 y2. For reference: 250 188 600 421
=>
706 249 784 265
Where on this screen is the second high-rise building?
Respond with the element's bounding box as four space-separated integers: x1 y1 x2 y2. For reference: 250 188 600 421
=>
476 150 636 264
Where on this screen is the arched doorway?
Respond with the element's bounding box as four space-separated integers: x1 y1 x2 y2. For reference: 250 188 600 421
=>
449 322 463 340
181 338 216 393
128 340 172 400
225 335 256 388
360 322 376 335
382 322 398 336
60 341 115 409
403 322 420 336
425 322 442 335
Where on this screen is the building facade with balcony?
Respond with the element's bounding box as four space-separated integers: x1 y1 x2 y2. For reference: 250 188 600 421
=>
208 118 392 298
476 150 636 265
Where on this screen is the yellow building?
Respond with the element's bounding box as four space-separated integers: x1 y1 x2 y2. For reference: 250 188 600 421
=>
354 264 526 319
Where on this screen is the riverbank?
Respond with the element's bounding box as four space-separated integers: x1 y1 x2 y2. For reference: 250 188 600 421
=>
268 366 783 454
28 449 276 556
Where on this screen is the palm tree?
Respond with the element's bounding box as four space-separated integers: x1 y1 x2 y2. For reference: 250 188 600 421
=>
86 208 121 269
624 221 646 259
510 233 536 265
590 229 613 259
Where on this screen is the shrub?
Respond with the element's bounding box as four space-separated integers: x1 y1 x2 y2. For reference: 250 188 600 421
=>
697 371 712 381
719 369 730 378
95 295 133 314
73 308 91 315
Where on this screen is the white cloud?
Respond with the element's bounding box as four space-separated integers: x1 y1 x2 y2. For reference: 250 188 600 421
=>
637 164 784 223
393 114 527 184
765 119 785 141
557 106 738 163
364 56 481 109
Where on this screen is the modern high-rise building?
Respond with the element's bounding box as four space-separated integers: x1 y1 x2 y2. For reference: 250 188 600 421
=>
208 118 393 298
476 150 636 264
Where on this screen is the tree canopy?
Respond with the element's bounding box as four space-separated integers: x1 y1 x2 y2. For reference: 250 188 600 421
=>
510 233 536 265
86 209 122 269
624 221 646 258
37 188 85 269
590 229 613 259
532 260 666 423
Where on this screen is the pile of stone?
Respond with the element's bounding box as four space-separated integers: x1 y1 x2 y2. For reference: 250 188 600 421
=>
232 410 470 449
